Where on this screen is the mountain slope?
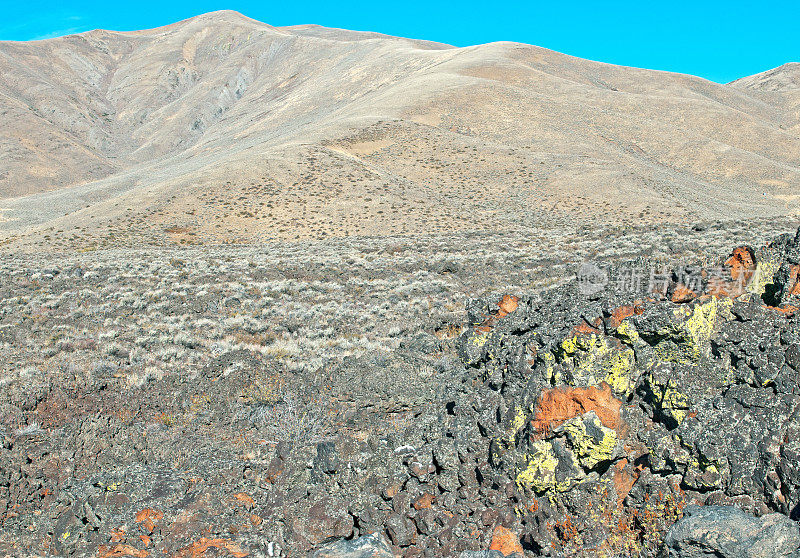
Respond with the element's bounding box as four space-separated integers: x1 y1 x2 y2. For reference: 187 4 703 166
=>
729 62 800 91
0 11 798 250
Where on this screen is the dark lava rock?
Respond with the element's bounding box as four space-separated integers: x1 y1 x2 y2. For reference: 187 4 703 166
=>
6 227 800 558
310 532 394 557
440 227 800 556
312 440 339 478
662 505 800 558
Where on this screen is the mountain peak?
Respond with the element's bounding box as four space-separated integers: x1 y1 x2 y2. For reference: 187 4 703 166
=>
184 10 264 25
120 10 270 36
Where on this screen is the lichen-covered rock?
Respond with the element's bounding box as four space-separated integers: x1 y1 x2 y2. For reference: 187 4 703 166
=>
662 505 800 558
488 525 524 556
452 228 800 556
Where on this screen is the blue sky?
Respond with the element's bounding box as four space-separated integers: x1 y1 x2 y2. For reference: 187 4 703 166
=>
1 1 797 83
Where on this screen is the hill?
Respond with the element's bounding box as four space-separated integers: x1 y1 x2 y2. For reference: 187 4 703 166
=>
0 11 798 250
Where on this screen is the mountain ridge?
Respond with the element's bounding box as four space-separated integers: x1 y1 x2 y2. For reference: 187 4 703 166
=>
729 62 800 91
0 11 798 250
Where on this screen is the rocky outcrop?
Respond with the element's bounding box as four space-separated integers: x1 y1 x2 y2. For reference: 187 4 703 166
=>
662 505 800 558
310 533 394 557
445 227 800 555
306 226 800 557
299 227 800 556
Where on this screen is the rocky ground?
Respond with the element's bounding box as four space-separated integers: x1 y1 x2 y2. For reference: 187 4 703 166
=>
2 218 800 557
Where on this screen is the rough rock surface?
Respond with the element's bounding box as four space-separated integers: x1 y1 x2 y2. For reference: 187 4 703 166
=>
445 227 800 556
310 533 394 557
662 505 800 558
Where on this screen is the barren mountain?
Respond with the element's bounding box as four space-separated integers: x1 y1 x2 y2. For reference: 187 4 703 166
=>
0 10 798 250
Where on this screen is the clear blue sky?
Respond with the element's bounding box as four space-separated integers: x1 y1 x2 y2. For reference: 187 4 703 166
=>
1 0 797 83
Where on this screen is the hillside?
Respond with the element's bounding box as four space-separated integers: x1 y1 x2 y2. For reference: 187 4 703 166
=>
0 11 798 250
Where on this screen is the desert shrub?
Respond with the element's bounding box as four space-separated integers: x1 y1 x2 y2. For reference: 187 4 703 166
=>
238 372 331 444
240 373 287 407
243 391 330 445
13 422 44 437
547 483 687 558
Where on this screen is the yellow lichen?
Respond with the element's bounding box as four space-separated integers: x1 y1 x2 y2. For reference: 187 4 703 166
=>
686 456 725 489
553 333 635 395
616 320 640 344
517 412 619 494
543 351 559 383
647 380 691 427
603 349 635 395
501 403 527 444
660 385 690 425
747 257 781 296
468 330 490 348
561 413 619 469
656 298 732 364
516 440 561 493
682 297 732 360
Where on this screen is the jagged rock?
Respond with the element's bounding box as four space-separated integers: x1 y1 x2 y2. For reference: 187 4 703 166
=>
488 525 525 556
661 505 800 558
310 533 394 557
6 219 800 558
385 513 418 547
454 228 800 556
312 441 339 477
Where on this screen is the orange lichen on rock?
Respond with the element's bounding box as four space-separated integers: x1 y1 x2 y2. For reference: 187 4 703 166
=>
497 294 519 317
788 265 800 296
531 382 624 436
96 544 149 558
705 281 727 297
383 481 401 499
232 493 255 509
612 458 639 506
608 303 645 328
772 305 798 316
489 525 524 556
135 508 163 535
412 492 436 510
573 317 602 335
172 537 248 558
704 246 758 297
725 246 756 282
671 285 696 304
476 295 520 332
